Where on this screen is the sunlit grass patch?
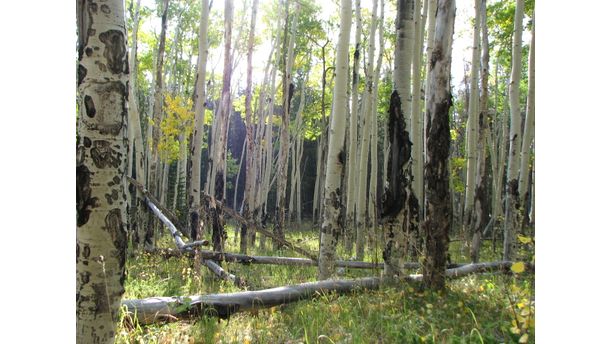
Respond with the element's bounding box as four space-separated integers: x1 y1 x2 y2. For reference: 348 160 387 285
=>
117 225 534 343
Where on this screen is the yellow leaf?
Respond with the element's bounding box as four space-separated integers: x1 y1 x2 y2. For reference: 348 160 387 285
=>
511 262 525 274
510 326 521 334
517 235 532 244
518 333 529 343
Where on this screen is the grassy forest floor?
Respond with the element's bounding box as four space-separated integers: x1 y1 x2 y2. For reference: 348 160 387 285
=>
116 223 535 344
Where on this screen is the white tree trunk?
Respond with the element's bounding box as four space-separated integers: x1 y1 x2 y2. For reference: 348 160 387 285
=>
209 0 234 252
410 0 426 218
76 0 129 342
393 0 415 132
275 0 300 247
503 0 524 261
188 0 211 242
518 13 535 213
318 0 352 280
422 0 455 290
149 0 170 200
127 0 147 248
463 0 481 236
241 0 259 252
367 0 383 248
470 0 490 263
345 0 363 240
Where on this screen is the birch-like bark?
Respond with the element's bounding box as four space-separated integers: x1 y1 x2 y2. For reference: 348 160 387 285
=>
149 0 170 200
188 0 211 242
422 0 455 290
275 0 300 248
462 0 481 237
492 67 508 228
406 0 424 259
289 74 307 226
345 0 363 239
127 0 147 248
76 1 129 342
367 0 383 245
470 0 490 263
208 0 234 252
145 0 170 246
355 0 378 260
313 43 330 224
503 0 524 261
410 0 426 221
393 0 415 132
318 0 351 280
518 13 535 218
241 0 258 252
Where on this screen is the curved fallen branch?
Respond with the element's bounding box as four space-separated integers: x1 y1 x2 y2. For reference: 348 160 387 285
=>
122 261 531 325
128 177 189 237
127 177 209 252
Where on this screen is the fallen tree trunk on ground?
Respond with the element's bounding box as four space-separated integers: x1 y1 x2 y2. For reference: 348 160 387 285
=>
201 193 318 260
128 177 208 252
122 261 531 325
148 248 475 270
203 259 249 289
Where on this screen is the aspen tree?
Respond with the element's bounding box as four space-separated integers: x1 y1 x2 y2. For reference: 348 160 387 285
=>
145 0 170 246
208 0 235 252
463 0 481 238
318 0 352 280
355 0 378 260
188 0 210 243
275 0 300 248
241 0 259 253
76 0 129 342
422 0 455 290
127 0 147 248
406 0 423 259
345 0 363 242
518 12 534 221
470 0 490 263
149 0 170 200
503 0 524 261
368 0 383 246
410 0 426 222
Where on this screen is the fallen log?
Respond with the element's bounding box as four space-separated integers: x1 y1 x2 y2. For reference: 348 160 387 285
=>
200 193 318 260
128 177 208 252
122 261 530 325
146 248 482 270
203 259 249 289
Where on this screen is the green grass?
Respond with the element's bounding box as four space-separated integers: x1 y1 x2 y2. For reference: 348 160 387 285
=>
116 224 535 343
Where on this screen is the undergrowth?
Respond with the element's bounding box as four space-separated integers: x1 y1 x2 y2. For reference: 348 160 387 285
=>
116 224 535 343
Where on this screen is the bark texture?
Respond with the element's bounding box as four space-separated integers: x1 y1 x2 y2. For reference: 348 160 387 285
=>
503 0 525 261
422 0 455 290
318 0 352 280
188 0 211 243
76 1 129 342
